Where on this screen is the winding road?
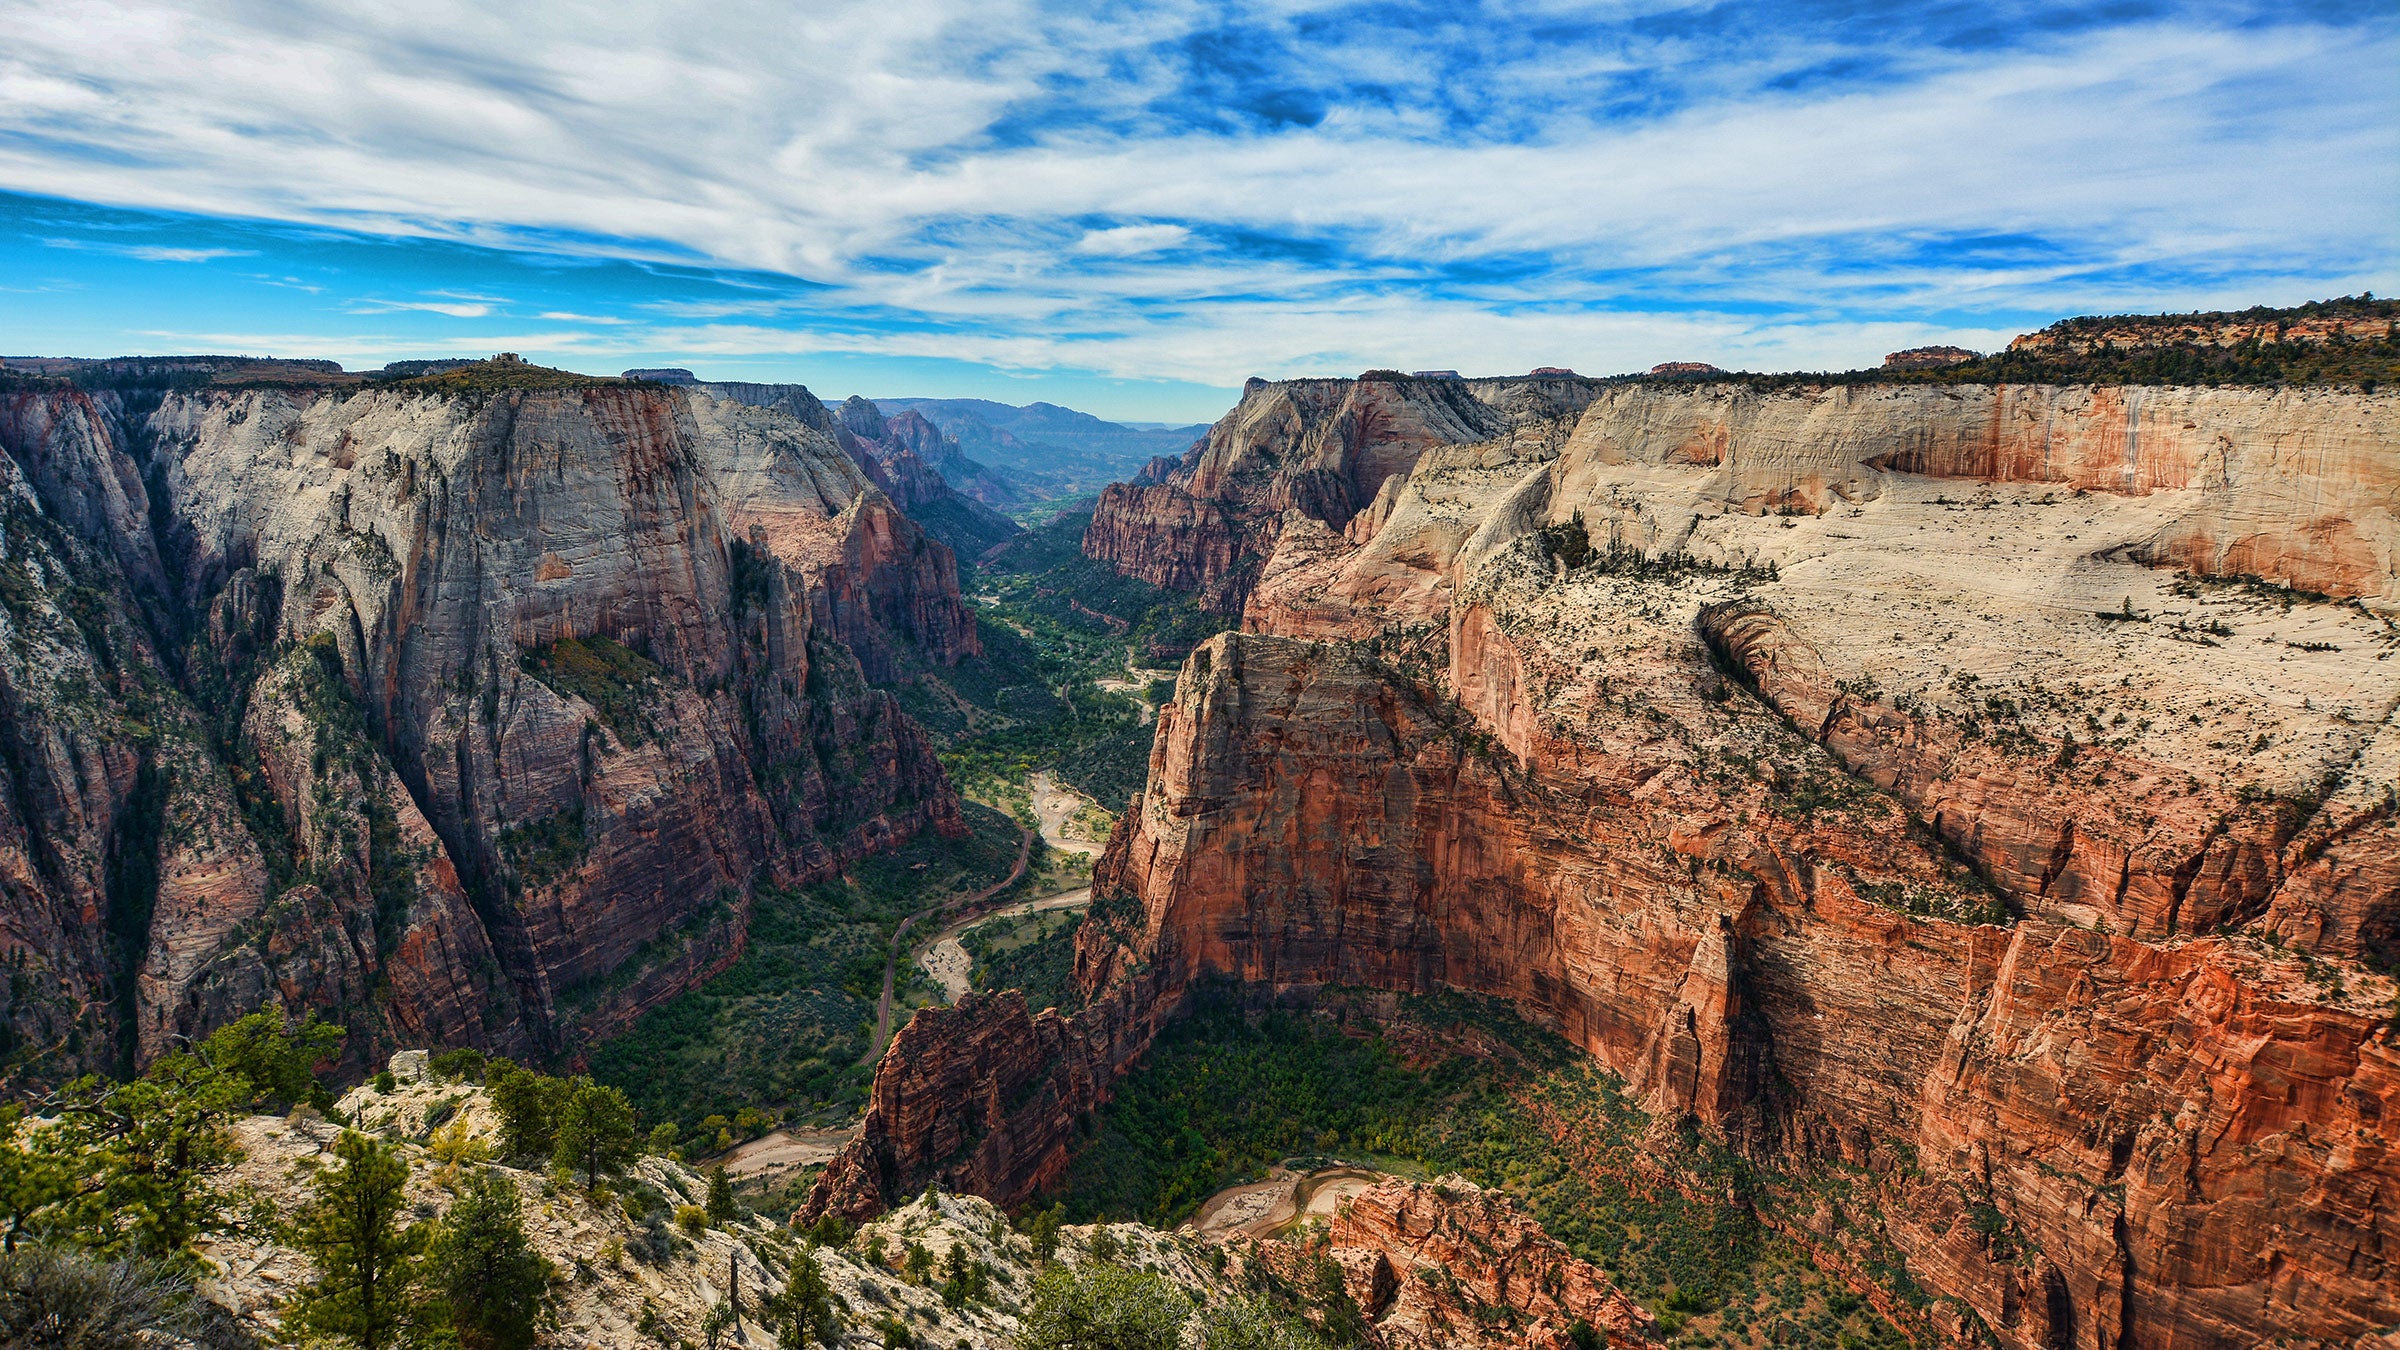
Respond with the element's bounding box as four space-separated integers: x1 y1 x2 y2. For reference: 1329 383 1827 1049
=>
726 777 1101 1181
862 823 1032 1065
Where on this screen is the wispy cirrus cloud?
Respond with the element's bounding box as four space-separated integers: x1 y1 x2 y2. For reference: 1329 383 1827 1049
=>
0 0 2391 418
346 296 506 318
41 235 253 262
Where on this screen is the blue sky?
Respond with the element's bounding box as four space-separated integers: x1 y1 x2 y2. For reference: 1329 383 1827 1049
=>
0 0 2393 423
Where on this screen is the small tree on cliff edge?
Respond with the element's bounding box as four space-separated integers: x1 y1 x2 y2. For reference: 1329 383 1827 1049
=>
770 1244 836 1349
485 1064 569 1163
284 1130 435 1350
551 1078 638 1189
705 1164 738 1222
428 1169 553 1350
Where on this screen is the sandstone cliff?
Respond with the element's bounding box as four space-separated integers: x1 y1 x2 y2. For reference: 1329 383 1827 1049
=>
1094 376 2399 619
1304 1176 1655 1350
697 380 1020 559
0 366 971 1081
832 364 2399 1349
1109 625 2397 1345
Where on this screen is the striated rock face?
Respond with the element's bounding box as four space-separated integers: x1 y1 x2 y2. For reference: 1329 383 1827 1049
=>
1299 1177 1655 1350
1073 627 2399 1349
687 390 980 674
0 370 966 1081
698 380 1019 558
1102 377 2400 617
803 982 1177 1225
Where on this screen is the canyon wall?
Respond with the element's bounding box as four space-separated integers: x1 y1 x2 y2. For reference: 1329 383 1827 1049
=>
830 371 2399 1349
698 380 1020 559
0 370 969 1081
1091 377 2398 617
1079 630 2396 1348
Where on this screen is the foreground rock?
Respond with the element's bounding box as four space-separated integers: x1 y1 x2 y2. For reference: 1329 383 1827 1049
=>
204 1067 1641 1349
1268 1176 1655 1350
200 1070 1120 1347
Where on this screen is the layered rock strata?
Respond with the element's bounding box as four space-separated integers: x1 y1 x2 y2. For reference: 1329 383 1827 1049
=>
832 369 2398 1349
1093 377 2399 617
697 380 1020 559
1084 373 1604 610
1294 1177 1655 1350
0 369 969 1080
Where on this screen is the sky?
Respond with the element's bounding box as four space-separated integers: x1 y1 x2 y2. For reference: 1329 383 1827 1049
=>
0 0 2393 423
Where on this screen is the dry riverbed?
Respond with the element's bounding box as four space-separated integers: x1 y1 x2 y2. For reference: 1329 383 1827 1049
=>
1189 1164 1396 1241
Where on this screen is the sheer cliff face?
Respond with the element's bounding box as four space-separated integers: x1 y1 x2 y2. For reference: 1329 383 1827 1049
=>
1113 380 2397 1345
1094 631 2395 1348
708 386 1021 559
829 376 2399 1348
0 378 967 1081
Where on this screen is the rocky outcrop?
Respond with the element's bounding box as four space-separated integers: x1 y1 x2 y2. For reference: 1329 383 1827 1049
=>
799 394 1021 558
827 348 2400 1348
2010 297 2398 353
803 981 1179 1225
0 367 967 1082
687 391 980 674
1072 626 2399 1348
1884 346 1978 370
1298 1177 1655 1350
199 1066 1256 1349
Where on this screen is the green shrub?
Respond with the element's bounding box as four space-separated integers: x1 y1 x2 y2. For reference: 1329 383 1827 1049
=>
1017 1263 1186 1350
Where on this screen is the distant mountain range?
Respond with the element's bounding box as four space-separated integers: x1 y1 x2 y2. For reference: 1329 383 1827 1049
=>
876 397 1209 506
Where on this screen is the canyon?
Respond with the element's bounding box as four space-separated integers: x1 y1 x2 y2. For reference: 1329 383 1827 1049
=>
817 359 2400 1348
4 317 2396 1349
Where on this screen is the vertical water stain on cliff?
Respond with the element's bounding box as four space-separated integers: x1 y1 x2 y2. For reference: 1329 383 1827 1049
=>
103 755 165 1073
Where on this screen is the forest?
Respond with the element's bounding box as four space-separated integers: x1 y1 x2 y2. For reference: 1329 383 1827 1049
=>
1052 991 1922 1350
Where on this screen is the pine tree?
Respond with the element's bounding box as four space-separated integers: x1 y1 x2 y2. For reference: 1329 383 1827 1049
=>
44 1008 342 1263
705 1165 737 1222
1018 1263 1186 1350
0 1106 69 1252
550 1077 638 1189
284 1130 434 1350
428 1170 552 1350
485 1064 569 1163
52 1049 251 1261
771 1245 836 1349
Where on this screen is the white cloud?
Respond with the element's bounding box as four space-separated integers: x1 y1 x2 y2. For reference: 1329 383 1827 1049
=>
348 298 499 318
41 236 253 262
0 0 2393 382
1073 224 1191 256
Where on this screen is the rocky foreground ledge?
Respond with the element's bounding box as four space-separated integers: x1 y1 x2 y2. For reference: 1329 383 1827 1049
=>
193 1054 1648 1348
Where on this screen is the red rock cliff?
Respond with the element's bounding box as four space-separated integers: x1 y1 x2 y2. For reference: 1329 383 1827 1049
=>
0 372 967 1081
